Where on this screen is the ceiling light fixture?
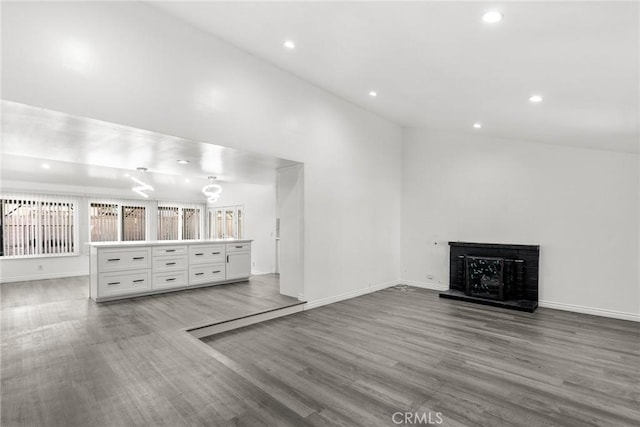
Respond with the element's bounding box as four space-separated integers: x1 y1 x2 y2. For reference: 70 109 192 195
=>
124 173 130 177
529 95 543 103
482 11 503 23
41 163 50 169
473 123 482 129
369 91 377 97
131 176 154 198
185 179 190 183
131 167 153 198
202 176 223 203
283 40 295 49
177 160 190 164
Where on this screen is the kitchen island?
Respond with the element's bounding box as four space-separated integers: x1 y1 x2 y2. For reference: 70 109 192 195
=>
89 239 252 302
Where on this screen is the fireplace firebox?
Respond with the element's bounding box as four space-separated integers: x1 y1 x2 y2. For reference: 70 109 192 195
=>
440 242 539 312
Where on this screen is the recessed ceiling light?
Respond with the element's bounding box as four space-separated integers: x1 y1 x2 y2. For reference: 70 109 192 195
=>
482 11 503 23
529 95 543 103
369 91 377 97
473 123 482 129
283 40 295 49
61 40 93 73
185 178 190 183
124 173 130 177
41 163 50 169
177 160 189 164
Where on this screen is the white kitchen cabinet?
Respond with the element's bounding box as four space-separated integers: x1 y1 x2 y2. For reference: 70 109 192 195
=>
225 242 251 281
89 239 252 302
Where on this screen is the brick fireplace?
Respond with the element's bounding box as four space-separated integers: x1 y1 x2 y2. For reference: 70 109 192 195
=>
440 241 539 312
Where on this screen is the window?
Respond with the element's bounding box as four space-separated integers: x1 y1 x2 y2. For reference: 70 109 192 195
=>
1 195 77 257
122 206 146 241
157 204 203 241
89 203 118 242
89 199 147 242
183 208 200 240
158 206 179 240
208 205 244 239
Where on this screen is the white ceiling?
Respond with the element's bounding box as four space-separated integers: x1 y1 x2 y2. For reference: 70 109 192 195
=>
153 1 639 153
0 101 298 197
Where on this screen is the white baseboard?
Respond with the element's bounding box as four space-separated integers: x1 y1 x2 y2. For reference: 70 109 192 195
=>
400 279 448 292
0 270 88 284
304 280 400 310
251 270 274 276
539 300 640 322
400 281 639 322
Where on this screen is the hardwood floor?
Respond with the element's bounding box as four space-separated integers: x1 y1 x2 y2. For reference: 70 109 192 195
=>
1 278 639 426
203 286 640 426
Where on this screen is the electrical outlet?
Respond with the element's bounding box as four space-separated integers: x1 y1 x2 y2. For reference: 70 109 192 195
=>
38 265 43 271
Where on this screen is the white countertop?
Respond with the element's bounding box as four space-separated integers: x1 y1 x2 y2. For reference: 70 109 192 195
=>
88 239 252 248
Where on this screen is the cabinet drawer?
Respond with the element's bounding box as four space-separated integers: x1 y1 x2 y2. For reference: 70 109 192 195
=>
189 245 225 265
152 255 188 272
98 248 151 272
189 263 226 286
98 270 151 297
226 242 251 253
152 245 187 257
152 271 188 290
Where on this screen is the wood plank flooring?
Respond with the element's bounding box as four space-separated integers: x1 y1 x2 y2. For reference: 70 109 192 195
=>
1 278 639 426
203 286 640 426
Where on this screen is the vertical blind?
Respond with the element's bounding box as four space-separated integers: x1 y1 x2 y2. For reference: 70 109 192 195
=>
1 194 77 257
183 208 200 240
90 199 147 242
89 203 118 242
158 203 204 241
122 206 146 241
158 206 179 240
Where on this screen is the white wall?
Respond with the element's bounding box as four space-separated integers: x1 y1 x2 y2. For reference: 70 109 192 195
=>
1 2 403 302
401 128 640 320
208 181 277 276
276 165 305 299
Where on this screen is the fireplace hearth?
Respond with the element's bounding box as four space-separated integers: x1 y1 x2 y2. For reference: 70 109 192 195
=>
440 242 539 312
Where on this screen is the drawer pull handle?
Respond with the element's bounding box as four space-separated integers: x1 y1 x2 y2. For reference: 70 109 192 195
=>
195 272 204 276
212 270 221 274
166 262 176 266
227 255 229 263
235 246 243 248
133 279 145 283
212 252 220 255
166 278 176 282
195 253 204 256
107 258 120 262
166 249 176 252
107 282 120 286
133 257 145 260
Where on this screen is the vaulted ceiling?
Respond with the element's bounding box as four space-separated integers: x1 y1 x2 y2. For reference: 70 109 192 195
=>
153 1 639 153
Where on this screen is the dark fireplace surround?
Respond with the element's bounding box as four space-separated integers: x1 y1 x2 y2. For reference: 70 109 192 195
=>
439 242 539 312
